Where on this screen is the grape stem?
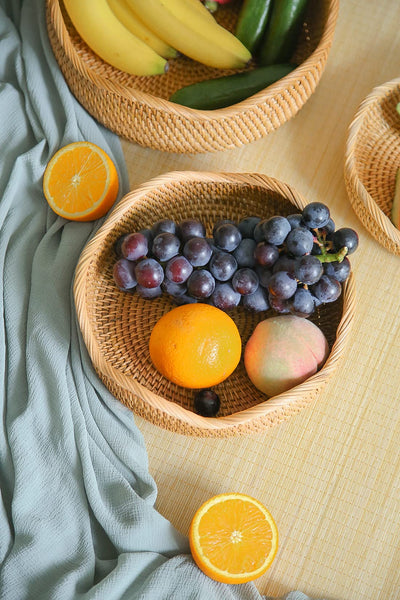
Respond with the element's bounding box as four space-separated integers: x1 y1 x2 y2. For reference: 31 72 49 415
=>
315 246 348 263
313 228 348 263
203 0 218 11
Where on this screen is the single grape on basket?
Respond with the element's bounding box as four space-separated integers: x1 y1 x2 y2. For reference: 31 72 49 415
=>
112 202 359 321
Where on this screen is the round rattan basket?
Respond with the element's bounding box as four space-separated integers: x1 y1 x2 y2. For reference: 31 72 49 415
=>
73 171 356 437
46 0 339 154
345 77 400 256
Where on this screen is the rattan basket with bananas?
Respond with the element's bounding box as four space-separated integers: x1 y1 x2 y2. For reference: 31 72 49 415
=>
47 0 339 153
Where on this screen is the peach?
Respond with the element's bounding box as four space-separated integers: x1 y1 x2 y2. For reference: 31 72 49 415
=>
244 315 329 397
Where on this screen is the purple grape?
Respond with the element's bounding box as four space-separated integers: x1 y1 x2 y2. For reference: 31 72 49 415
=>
253 219 267 243
255 265 272 288
268 270 298 299
151 219 176 236
177 218 206 241
113 258 137 290
213 223 242 252
258 216 291 246
311 275 341 303
268 294 291 314
136 285 162 299
272 255 297 275
206 237 219 254
324 257 351 282
294 255 323 285
302 202 330 229
332 228 359 254
285 227 314 256
135 258 164 288
233 238 257 268
289 287 315 317
187 269 215 299
114 233 129 257
162 279 187 297
210 282 241 311
183 237 213 267
287 213 303 230
152 232 181 262
254 242 279 267
322 218 335 234
172 293 198 306
212 218 236 236
312 242 323 255
242 286 270 312
232 268 259 295
209 251 237 282
121 232 148 261
194 389 220 417
165 255 193 283
238 216 261 238
139 228 154 246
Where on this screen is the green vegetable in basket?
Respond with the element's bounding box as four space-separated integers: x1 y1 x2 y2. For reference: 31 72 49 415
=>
169 63 294 110
258 0 309 66
235 0 273 54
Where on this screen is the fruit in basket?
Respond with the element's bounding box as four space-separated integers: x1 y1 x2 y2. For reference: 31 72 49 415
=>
63 0 168 76
112 204 358 318
235 0 273 53
194 389 221 417
43 142 119 221
244 315 329 396
107 0 178 59
258 0 309 66
390 167 400 228
169 63 294 110
125 0 252 69
149 304 241 388
189 493 278 583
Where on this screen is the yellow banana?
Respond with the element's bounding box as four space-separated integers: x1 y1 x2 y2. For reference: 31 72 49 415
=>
107 0 178 59
63 0 168 76
125 0 252 70
183 0 216 22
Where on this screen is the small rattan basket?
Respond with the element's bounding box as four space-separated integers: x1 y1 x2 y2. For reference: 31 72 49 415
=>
345 78 400 256
46 0 339 154
73 171 356 437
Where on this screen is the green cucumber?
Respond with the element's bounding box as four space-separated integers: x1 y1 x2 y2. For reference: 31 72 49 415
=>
258 0 309 66
235 0 273 53
169 63 294 110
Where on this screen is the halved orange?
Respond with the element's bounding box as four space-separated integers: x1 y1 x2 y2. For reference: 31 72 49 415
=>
189 493 278 584
43 141 119 221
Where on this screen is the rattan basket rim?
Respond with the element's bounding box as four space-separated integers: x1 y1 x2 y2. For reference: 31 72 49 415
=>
344 77 400 253
49 0 339 119
74 171 356 435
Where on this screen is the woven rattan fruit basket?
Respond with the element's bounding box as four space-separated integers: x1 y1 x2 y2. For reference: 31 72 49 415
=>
345 77 400 256
46 0 339 154
73 171 356 437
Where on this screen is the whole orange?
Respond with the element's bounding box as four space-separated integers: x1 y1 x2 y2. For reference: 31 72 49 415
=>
149 304 242 389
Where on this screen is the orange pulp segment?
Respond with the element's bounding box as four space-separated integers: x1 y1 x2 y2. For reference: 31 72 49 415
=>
189 493 278 584
43 141 119 221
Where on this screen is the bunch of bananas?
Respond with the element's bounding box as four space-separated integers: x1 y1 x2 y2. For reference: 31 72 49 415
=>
63 0 251 76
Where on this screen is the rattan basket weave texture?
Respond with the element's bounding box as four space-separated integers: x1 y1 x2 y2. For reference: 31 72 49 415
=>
345 78 400 256
46 0 339 154
73 171 356 437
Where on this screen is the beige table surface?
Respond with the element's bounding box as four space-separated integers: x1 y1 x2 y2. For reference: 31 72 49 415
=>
120 2 400 598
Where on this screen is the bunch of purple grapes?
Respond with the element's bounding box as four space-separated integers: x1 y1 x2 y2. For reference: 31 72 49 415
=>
112 202 358 318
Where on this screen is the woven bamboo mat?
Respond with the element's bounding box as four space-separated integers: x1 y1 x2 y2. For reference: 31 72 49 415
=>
116 1 400 597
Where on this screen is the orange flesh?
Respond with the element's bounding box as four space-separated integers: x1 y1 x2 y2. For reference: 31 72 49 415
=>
43 142 119 221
